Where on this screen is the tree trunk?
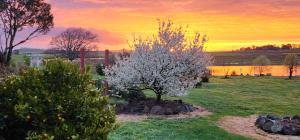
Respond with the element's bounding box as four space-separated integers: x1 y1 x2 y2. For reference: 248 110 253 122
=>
289 67 293 79
156 93 161 104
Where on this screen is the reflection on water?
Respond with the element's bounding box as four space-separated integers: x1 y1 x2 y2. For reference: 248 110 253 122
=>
209 65 300 76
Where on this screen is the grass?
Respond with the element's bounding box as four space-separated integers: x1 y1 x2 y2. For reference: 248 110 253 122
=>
109 76 300 140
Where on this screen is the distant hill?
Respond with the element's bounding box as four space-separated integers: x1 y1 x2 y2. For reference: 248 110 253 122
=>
13 48 46 55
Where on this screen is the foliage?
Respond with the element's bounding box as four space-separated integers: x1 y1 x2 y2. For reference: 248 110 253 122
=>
0 64 13 78
0 0 53 65
96 62 105 76
283 53 299 79
23 55 31 66
252 55 271 75
105 20 211 102
50 28 98 61
0 60 115 140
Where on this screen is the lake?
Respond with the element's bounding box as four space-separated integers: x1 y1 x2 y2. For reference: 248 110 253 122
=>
209 65 300 76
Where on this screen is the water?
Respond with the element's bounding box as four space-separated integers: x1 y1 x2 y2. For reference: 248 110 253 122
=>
209 65 300 76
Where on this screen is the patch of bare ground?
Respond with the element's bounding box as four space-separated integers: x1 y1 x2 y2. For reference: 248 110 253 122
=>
116 106 212 122
218 115 300 140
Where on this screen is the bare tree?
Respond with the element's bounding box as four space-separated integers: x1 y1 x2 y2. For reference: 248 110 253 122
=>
0 0 53 65
252 55 271 76
50 28 98 61
283 53 298 79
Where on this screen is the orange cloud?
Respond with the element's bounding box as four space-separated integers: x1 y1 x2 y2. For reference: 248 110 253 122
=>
20 0 300 51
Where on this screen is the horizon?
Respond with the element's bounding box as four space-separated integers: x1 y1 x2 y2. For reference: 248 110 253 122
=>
17 0 300 52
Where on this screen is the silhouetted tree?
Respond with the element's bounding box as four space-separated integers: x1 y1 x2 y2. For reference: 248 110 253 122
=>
50 28 98 61
252 55 271 76
283 54 298 79
281 44 292 50
0 0 54 65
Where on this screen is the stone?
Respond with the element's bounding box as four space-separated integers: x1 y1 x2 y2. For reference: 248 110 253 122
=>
255 116 266 128
150 105 164 115
262 119 275 132
175 105 187 113
165 108 173 115
282 125 298 135
130 105 144 113
184 104 194 112
174 100 183 104
292 115 300 123
270 121 283 133
283 116 291 120
266 115 280 120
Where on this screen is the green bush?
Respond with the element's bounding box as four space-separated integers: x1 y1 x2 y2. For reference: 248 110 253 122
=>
96 62 105 76
0 60 115 140
23 55 31 66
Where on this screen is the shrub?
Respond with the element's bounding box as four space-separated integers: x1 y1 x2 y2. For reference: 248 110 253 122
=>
23 55 31 66
96 62 105 76
0 60 115 140
109 86 146 102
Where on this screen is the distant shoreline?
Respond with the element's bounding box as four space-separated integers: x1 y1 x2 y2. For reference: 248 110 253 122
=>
209 49 300 66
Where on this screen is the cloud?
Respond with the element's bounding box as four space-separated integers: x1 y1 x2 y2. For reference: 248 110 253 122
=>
15 27 126 50
48 0 300 17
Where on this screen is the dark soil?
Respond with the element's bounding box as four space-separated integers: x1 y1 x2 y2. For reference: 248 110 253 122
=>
116 98 197 115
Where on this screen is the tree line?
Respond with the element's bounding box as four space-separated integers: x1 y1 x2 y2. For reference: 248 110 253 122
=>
239 44 300 51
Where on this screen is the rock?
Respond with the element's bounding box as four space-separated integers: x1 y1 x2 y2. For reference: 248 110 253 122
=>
292 115 300 123
184 104 194 112
174 100 183 104
175 105 187 113
262 119 275 132
165 108 173 115
150 105 164 115
130 105 144 113
283 116 291 120
266 115 280 120
270 121 283 133
255 116 266 128
282 125 298 135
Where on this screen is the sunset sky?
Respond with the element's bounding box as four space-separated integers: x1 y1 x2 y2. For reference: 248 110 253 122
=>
21 0 300 51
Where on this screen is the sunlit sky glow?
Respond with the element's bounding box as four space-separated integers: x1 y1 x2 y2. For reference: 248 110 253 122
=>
20 0 300 51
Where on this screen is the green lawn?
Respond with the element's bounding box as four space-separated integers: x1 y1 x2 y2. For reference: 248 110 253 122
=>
109 76 300 140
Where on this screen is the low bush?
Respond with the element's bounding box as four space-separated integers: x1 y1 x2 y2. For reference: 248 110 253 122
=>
109 86 146 102
96 62 105 76
0 60 115 140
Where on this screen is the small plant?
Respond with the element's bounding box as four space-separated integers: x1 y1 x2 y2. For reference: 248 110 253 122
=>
0 60 115 139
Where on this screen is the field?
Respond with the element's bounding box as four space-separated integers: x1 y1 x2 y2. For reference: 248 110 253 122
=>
109 76 300 140
211 49 300 66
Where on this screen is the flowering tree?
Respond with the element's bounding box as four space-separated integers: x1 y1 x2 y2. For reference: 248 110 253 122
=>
105 20 211 103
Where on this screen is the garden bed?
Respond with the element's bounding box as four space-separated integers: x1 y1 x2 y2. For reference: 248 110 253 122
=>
116 98 197 115
116 106 211 122
115 98 212 122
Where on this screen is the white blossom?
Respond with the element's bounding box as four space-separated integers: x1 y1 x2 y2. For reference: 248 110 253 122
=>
105 20 211 99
